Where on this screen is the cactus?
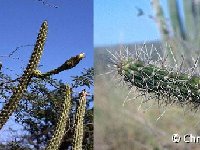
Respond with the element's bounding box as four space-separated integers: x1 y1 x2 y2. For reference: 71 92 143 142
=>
33 53 85 78
120 60 200 108
149 0 200 102
72 90 87 150
45 85 72 150
107 45 200 110
45 88 88 150
46 86 87 150
46 88 88 150
0 21 85 131
0 20 89 149
0 21 48 129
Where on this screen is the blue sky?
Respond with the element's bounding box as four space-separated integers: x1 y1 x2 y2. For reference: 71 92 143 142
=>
94 0 170 46
0 0 92 143
0 0 93 82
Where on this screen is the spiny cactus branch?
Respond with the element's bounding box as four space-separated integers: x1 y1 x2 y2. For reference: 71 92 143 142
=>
45 85 71 150
33 53 85 78
106 45 200 110
119 59 200 109
0 21 48 130
72 90 87 150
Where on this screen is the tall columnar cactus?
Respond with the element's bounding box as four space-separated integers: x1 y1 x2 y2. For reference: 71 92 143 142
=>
45 85 72 150
72 90 87 150
46 88 88 150
0 21 85 130
0 21 48 129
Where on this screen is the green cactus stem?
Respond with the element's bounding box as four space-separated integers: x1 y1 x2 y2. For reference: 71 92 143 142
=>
33 53 85 78
72 90 87 150
45 85 71 150
118 59 200 109
0 21 48 130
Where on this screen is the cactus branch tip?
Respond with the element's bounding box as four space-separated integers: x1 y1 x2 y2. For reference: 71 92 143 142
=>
43 20 48 26
79 53 85 59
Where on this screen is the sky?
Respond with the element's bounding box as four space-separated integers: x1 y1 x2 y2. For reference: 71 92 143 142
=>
94 0 170 46
0 0 93 143
0 0 93 82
